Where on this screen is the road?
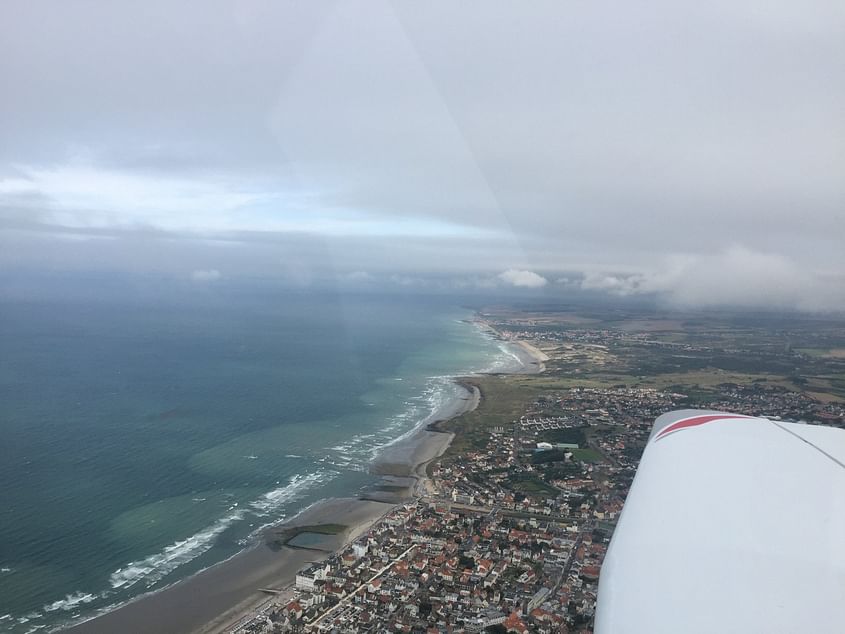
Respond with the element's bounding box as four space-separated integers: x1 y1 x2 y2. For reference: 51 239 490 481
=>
426 499 586 525
306 543 417 631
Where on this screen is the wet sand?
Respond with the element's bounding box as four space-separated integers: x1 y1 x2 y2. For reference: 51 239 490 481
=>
65 334 543 634
63 390 473 634
475 318 549 374
514 340 549 373
371 379 475 479
66 499 391 634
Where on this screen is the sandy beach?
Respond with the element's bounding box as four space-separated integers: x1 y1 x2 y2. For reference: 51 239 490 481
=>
474 318 549 374
370 378 477 480
64 335 543 634
514 340 550 373
66 498 391 634
64 388 476 634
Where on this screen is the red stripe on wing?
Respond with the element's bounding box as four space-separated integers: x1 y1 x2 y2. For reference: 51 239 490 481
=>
655 414 753 441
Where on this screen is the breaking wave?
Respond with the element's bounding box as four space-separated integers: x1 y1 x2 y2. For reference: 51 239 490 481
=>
2 469 337 633
108 509 245 590
110 470 331 591
43 592 97 613
248 471 333 515
8 313 511 633
328 323 520 469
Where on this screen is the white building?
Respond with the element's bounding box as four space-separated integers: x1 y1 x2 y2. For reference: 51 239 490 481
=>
295 563 330 590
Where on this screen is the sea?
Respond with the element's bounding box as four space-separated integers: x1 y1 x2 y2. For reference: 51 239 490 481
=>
0 282 519 633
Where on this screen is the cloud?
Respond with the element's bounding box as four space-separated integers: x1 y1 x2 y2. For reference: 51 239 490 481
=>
190 269 221 282
0 2 842 312
0 162 268 231
342 270 374 282
580 273 645 296
580 246 845 311
498 269 548 288
0 160 492 240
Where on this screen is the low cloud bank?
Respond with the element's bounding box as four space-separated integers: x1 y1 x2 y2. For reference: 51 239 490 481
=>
579 246 844 312
498 269 548 288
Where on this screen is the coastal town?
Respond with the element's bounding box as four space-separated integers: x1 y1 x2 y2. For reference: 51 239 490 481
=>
226 309 845 633
5 3 845 632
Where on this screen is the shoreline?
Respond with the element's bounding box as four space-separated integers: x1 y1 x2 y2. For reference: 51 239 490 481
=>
474 317 549 374
65 499 393 634
514 339 549 373
64 335 542 634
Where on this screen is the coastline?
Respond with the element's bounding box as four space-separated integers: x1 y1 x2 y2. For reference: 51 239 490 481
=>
514 340 549 373
64 336 541 634
474 317 549 374
65 499 392 634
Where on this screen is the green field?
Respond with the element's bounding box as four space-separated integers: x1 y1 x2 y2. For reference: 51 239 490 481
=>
509 475 558 497
570 448 603 463
439 307 845 471
439 376 541 457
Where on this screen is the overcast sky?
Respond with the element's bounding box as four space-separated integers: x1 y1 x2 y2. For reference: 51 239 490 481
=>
1 1 843 309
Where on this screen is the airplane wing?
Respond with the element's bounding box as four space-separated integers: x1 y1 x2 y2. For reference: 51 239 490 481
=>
595 409 845 633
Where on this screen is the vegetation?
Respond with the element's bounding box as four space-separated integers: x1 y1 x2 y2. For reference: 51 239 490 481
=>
531 449 571 464
570 448 603 463
538 426 587 445
508 474 558 497
437 307 845 482
439 376 541 457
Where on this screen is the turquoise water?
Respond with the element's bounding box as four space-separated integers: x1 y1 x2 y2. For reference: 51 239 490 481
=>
0 287 516 632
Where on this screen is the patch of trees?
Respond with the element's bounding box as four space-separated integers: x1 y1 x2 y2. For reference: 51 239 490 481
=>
539 426 588 445
621 444 645 460
544 464 581 479
532 449 571 464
